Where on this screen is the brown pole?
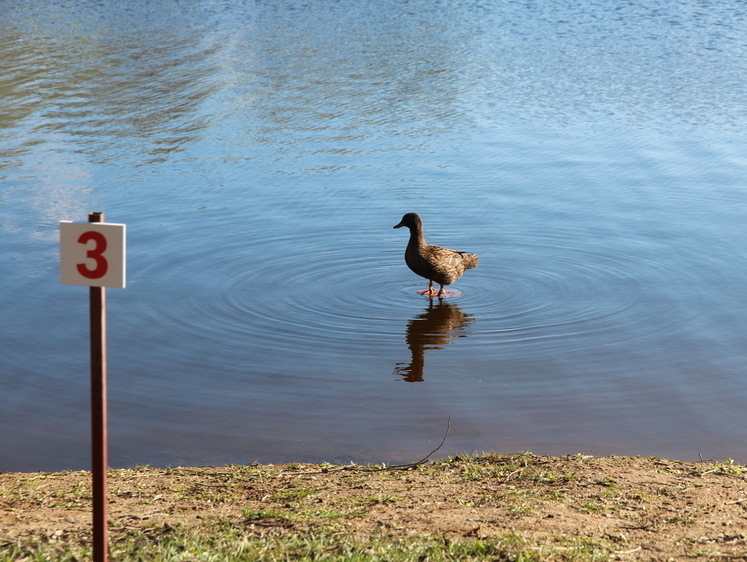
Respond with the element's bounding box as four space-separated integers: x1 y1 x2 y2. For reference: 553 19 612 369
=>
88 211 108 562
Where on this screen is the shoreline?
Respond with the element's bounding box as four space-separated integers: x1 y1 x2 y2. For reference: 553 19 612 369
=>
3 453 747 560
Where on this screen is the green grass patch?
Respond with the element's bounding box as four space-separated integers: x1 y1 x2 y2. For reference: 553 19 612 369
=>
0 525 551 562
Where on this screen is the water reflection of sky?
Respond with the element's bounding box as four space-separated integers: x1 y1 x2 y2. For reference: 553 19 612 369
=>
2 0 747 471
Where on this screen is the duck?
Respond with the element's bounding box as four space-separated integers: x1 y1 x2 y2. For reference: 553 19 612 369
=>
393 212 478 298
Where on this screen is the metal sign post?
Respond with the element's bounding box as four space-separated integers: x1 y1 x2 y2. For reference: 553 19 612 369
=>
88 211 108 562
60 212 126 562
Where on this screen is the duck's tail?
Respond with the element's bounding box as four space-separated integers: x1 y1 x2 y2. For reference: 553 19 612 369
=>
461 253 479 270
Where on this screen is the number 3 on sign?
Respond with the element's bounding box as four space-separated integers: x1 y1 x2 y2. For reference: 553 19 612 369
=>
60 221 126 288
77 230 109 279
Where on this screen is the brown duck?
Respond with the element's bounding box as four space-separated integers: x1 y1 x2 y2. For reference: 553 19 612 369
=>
393 212 478 298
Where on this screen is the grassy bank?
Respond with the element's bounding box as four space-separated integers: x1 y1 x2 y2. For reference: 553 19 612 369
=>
2 453 747 560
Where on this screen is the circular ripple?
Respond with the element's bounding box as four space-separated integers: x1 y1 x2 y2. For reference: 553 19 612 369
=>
127 227 705 363
218 240 412 351
452 238 701 356
129 230 417 359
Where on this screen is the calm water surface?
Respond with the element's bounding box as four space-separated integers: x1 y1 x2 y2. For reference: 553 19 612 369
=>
2 0 747 471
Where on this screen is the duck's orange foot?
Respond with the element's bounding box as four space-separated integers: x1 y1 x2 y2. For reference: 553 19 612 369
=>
417 288 439 297
417 288 462 298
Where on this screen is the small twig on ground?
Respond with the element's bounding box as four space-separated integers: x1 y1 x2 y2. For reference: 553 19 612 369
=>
504 468 524 482
725 498 747 505
615 546 642 556
364 416 452 472
279 417 451 476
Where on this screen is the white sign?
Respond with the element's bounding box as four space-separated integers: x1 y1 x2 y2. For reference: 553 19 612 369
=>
60 221 126 288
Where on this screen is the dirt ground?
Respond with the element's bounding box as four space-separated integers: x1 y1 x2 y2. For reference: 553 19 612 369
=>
2 453 747 560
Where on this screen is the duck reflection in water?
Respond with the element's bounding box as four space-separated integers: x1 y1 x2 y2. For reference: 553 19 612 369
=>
394 300 475 383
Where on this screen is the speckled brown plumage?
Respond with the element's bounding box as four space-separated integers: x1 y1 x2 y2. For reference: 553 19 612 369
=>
393 212 478 297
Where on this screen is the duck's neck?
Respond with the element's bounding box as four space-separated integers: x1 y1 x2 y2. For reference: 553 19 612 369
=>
408 223 426 250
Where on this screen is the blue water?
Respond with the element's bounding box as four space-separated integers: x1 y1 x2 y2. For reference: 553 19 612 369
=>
2 0 747 472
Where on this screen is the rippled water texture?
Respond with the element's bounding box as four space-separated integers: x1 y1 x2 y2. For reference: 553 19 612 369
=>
2 0 747 471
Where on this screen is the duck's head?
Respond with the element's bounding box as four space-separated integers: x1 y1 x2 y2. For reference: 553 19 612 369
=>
393 212 422 230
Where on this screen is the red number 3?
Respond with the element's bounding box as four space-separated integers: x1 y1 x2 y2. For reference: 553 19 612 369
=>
77 231 109 279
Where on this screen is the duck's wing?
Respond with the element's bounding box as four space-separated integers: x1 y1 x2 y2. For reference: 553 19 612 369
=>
429 246 478 268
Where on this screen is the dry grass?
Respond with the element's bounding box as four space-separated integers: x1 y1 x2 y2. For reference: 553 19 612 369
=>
2 453 747 560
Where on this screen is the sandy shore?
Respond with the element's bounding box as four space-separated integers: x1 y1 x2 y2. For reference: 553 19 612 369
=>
2 453 747 560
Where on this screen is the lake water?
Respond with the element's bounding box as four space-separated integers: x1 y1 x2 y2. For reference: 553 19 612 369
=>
2 0 747 472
